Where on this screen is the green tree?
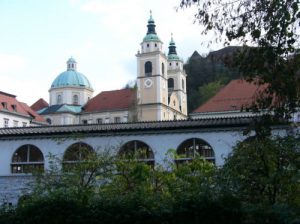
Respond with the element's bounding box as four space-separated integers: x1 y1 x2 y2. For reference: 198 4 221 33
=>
221 135 300 206
198 80 224 105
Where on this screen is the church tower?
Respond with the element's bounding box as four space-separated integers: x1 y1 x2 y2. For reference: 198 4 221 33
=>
167 35 188 118
136 12 169 121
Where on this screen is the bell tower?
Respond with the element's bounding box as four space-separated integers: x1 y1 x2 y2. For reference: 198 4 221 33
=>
167 34 188 117
136 11 169 121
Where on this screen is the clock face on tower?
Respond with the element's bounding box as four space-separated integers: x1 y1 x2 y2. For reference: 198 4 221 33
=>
144 78 153 88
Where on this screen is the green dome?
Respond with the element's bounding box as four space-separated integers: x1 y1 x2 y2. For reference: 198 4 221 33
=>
143 33 161 42
168 54 180 60
51 57 92 89
51 70 92 89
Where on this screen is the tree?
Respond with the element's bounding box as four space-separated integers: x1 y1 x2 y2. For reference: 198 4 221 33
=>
180 0 300 121
221 135 300 206
198 80 224 105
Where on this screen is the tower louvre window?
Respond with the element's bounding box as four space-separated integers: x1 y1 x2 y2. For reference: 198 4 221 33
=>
145 61 152 76
168 78 174 90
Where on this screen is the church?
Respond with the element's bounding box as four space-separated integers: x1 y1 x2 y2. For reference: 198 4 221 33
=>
29 12 187 126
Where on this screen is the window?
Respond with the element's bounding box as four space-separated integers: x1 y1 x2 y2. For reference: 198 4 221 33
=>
105 118 110 123
4 118 9 128
1 102 7 109
147 43 149 47
97 118 103 124
82 120 87 124
12 104 17 112
176 138 215 165
114 117 121 123
176 62 178 66
162 62 165 75
11 144 44 173
168 78 174 90
145 61 152 76
13 120 18 127
182 79 185 90
22 122 27 127
57 94 62 104
169 62 172 66
155 43 157 47
73 94 79 105
63 142 94 170
119 140 154 166
46 118 52 124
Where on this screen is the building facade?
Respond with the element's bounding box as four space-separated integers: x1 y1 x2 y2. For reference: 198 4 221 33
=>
32 13 187 125
0 91 47 128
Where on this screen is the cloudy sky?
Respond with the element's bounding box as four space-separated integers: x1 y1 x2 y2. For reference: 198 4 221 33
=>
0 0 223 105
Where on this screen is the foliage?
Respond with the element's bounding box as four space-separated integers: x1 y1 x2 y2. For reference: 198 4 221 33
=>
219 135 300 223
1 140 299 223
198 80 224 104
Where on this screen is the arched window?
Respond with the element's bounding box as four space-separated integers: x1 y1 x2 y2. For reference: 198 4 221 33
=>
145 61 152 77
119 140 154 165
57 94 62 104
162 62 165 75
168 78 174 90
182 79 185 90
73 94 79 105
11 144 44 173
176 138 215 164
63 142 94 164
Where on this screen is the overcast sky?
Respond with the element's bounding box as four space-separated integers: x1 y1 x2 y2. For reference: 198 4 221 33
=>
0 0 223 105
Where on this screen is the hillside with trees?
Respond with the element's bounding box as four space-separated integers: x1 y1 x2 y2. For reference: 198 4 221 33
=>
185 47 240 112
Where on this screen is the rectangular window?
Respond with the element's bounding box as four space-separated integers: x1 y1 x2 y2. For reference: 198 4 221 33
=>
82 120 87 124
105 118 110 123
97 118 103 124
1 102 7 109
22 122 27 127
114 117 121 123
12 104 17 112
4 118 9 127
13 120 18 127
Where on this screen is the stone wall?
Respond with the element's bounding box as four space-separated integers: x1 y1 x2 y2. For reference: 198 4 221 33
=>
0 175 33 205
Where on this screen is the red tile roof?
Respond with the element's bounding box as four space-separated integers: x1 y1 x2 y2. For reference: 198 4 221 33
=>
83 89 136 113
31 98 49 111
193 79 267 113
0 91 46 124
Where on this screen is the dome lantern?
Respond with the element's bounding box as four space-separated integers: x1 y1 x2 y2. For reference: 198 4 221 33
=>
67 57 77 71
50 57 93 90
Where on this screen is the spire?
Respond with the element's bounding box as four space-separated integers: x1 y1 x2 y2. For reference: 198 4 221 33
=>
168 34 180 60
146 10 156 35
67 57 77 71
